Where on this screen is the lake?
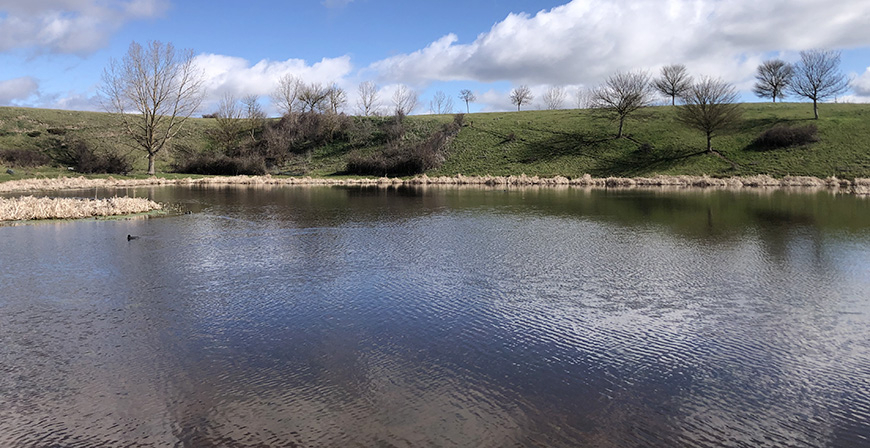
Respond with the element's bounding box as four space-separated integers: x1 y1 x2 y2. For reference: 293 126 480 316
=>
1 185 868 447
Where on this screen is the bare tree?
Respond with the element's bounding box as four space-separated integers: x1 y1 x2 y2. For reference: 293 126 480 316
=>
326 83 347 114
272 74 303 115
298 82 329 113
100 40 204 175
392 84 419 116
510 85 533 111
543 86 566 110
575 87 593 109
654 64 692 106
676 77 742 153
789 49 849 119
592 70 654 137
429 90 455 114
753 59 793 103
213 93 243 152
357 81 381 116
459 89 476 113
242 95 265 143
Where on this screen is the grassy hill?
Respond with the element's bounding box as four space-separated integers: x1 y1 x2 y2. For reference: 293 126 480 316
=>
432 102 870 179
2 102 869 181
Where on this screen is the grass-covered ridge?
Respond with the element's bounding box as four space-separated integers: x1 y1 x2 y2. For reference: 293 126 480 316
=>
1 103 869 180
435 103 870 178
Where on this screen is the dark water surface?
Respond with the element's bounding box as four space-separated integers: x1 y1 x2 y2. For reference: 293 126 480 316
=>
1 186 869 447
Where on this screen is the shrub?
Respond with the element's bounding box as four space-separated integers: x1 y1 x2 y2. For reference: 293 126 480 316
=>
172 152 266 175
345 115 463 177
264 111 354 156
52 139 132 174
0 148 51 167
753 124 818 149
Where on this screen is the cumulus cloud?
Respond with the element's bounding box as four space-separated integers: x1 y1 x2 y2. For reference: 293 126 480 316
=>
193 54 355 113
0 0 168 54
369 0 870 88
0 76 40 105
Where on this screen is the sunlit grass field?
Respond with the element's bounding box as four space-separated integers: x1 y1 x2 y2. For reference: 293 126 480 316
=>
2 102 869 180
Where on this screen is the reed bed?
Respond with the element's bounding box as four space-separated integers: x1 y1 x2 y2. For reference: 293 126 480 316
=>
1 174 868 195
0 196 161 221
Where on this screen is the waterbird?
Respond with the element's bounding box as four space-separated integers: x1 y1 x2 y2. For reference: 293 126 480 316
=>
127 234 139 241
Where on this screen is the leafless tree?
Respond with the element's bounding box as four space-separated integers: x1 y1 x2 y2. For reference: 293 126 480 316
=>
429 90 455 114
789 49 849 119
752 59 793 103
543 86 566 110
272 74 303 115
592 70 654 137
326 83 347 114
510 85 533 111
459 89 476 113
213 93 243 152
676 77 742 153
242 95 265 143
356 81 381 116
100 40 204 175
654 64 692 106
298 82 329 113
575 87 593 109
392 84 419 116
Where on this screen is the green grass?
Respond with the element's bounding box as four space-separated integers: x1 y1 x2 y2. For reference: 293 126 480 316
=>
2 103 869 180
434 103 870 178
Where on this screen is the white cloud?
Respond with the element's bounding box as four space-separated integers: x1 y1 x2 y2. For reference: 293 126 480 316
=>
369 0 870 88
0 0 168 54
0 76 40 105
193 54 355 114
841 68 870 103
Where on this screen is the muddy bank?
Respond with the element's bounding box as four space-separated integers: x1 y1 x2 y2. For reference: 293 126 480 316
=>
1 174 868 195
0 196 162 221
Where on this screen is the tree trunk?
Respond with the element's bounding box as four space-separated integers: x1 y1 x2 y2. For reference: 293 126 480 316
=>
706 132 713 152
617 116 625 138
813 100 819 119
671 96 675 106
466 102 470 114
147 152 156 175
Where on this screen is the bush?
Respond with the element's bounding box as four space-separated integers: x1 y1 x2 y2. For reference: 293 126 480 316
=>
52 139 132 174
0 148 51 167
753 124 819 149
264 111 354 156
172 152 266 175
345 114 463 177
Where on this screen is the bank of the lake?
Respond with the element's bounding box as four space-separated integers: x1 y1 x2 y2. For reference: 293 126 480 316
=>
2 174 869 195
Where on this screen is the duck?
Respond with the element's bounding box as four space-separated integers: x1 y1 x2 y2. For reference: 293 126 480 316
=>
127 234 139 241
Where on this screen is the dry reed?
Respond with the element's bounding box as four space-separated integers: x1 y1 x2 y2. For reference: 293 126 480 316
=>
0 196 161 221
1 174 868 195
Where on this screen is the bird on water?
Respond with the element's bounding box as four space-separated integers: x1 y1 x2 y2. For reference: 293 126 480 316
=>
127 234 139 241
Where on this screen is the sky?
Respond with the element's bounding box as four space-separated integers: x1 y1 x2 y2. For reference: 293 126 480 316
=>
3 0 870 115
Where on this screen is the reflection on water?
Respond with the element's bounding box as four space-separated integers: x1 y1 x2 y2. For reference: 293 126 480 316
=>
1 186 869 447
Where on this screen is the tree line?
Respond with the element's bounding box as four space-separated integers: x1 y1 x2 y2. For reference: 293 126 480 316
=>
99 40 850 175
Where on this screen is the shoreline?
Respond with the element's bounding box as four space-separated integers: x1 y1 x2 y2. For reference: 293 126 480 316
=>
1 174 868 195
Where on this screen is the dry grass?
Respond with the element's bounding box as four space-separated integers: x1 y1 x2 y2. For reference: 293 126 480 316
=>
1 174 868 196
0 196 161 221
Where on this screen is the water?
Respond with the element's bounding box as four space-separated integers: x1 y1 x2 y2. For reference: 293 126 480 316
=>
1 186 868 447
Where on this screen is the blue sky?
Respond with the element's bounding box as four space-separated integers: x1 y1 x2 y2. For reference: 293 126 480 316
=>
3 0 870 114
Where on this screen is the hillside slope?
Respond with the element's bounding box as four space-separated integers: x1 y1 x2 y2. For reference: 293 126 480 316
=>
1 103 869 180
